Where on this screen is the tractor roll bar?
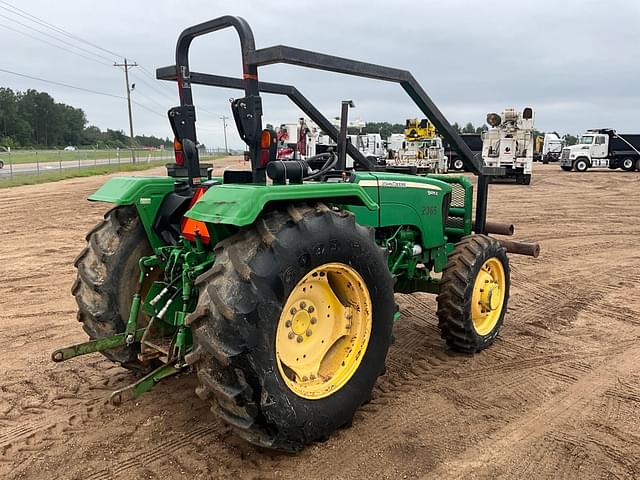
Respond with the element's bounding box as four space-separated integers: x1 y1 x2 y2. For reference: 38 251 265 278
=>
155 67 372 169
159 15 501 234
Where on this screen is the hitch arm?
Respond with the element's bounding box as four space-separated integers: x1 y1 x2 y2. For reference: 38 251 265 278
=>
51 328 146 362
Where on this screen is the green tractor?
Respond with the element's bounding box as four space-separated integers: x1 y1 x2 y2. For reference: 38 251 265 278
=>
53 16 539 452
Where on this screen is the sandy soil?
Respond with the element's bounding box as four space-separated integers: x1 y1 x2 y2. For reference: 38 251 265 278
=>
1 163 639 479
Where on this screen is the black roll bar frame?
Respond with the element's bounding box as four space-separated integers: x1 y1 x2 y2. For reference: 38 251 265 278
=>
157 15 499 233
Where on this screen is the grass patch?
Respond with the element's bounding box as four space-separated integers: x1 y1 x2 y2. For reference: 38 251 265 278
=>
0 160 170 188
0 149 173 165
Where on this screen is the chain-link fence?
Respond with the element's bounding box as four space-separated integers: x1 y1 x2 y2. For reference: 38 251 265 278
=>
0 147 227 182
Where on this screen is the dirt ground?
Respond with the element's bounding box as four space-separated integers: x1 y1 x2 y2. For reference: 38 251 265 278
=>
1 162 639 479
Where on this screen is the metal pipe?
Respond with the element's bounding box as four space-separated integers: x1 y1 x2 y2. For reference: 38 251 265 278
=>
474 174 491 234
484 221 514 236
337 100 353 171
498 239 540 258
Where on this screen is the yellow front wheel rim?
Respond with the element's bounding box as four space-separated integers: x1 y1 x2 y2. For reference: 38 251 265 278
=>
275 263 372 400
471 258 506 336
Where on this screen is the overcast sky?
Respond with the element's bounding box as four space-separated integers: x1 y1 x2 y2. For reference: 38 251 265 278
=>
2 0 639 149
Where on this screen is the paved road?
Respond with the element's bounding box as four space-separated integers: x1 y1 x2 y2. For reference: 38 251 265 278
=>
0 156 168 177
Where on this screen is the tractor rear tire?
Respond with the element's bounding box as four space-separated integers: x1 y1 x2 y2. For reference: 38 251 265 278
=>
72 205 154 373
186 203 395 452
436 234 510 353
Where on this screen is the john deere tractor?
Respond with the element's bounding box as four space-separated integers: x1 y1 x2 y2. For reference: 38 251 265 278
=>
52 16 539 452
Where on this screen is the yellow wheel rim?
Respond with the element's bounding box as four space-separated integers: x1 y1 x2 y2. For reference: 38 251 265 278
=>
275 263 372 400
471 258 506 336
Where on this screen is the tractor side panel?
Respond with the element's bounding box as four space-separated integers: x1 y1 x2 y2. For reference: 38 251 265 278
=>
371 173 452 249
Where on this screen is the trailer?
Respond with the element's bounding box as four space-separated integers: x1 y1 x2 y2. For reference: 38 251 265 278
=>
560 129 640 172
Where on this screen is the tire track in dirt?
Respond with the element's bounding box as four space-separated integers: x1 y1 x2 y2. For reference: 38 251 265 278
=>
0 397 103 460
427 343 640 479
84 421 222 480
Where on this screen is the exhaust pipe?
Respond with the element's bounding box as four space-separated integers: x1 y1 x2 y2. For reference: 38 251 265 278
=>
498 239 540 258
484 221 514 236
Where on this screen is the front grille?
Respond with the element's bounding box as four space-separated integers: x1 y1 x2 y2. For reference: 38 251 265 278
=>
446 216 465 229
450 183 466 208
561 148 570 160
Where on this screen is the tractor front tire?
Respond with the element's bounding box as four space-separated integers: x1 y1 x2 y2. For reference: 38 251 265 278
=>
436 234 510 353
72 205 154 373
186 204 395 451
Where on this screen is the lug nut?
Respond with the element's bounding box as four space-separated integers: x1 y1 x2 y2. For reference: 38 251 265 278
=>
345 312 352 320
297 336 303 343
290 307 297 315
285 320 292 328
302 376 308 382
308 306 314 313
288 332 295 339
310 317 317 325
306 329 312 336
300 301 306 309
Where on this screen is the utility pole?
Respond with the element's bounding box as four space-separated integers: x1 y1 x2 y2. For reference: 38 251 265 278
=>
114 58 138 160
220 115 229 154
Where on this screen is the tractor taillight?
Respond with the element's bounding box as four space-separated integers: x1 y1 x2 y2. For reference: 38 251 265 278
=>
259 128 277 167
173 137 185 166
181 186 210 244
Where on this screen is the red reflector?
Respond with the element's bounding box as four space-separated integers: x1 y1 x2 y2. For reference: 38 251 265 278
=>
181 187 210 244
259 149 270 167
174 149 185 166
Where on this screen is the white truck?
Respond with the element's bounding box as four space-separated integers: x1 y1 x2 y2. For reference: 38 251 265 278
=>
482 107 535 184
541 132 564 164
559 129 640 172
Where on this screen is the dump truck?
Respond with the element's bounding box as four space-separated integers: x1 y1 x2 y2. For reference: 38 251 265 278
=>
445 133 482 171
52 16 539 452
560 128 640 172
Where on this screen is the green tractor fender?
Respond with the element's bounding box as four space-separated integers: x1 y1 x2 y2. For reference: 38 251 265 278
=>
185 182 379 226
88 176 178 248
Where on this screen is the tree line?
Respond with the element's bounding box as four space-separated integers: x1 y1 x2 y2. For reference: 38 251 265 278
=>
0 87 171 149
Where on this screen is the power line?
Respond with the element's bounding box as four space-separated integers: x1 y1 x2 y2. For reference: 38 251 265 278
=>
137 65 222 118
131 100 166 119
0 22 113 68
0 67 125 99
0 0 124 59
0 11 115 63
130 71 176 103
